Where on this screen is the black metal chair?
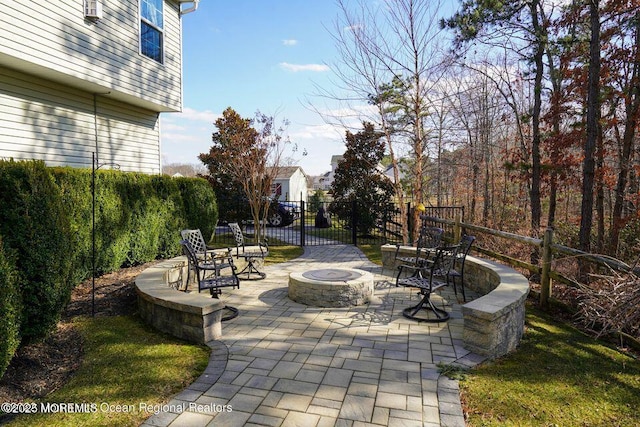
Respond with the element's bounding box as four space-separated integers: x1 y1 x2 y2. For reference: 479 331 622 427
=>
180 229 216 259
394 226 444 286
397 245 459 322
180 239 240 298
446 234 476 302
180 229 231 285
228 222 269 280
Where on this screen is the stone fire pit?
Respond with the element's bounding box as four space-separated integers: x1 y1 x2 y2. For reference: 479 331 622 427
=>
288 268 374 307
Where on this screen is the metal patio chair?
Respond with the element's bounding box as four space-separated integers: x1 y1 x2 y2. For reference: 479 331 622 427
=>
394 226 444 286
397 244 459 322
446 234 476 302
180 239 240 296
180 228 231 285
228 222 269 280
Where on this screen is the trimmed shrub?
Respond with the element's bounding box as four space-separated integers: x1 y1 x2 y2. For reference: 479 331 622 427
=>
175 176 219 241
0 237 21 379
0 160 73 341
51 168 218 278
0 162 218 353
126 174 181 264
49 167 92 284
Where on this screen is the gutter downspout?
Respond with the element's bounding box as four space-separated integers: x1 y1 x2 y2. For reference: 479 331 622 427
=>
179 0 199 15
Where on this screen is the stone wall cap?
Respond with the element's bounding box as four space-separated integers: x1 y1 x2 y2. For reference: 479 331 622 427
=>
135 255 225 315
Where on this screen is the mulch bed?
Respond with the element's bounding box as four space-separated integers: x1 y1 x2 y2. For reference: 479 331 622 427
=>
0 261 160 404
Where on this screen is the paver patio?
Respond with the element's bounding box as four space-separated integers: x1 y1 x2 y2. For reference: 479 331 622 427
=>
142 245 487 427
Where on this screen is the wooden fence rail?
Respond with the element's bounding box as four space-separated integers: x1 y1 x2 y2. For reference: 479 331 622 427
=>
424 215 639 310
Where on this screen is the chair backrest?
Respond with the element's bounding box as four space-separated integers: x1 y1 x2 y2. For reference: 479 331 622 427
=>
455 234 475 269
411 226 443 263
180 239 199 270
418 226 444 250
181 229 207 255
430 245 460 279
228 223 245 248
458 235 475 258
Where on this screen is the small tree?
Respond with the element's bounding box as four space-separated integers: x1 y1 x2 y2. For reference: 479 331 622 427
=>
199 107 289 243
308 188 326 212
330 122 394 236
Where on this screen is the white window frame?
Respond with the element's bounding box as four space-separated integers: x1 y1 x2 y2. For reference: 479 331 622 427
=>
139 0 165 64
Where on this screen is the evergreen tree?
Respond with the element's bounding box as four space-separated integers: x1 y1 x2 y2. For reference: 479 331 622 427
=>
330 123 394 236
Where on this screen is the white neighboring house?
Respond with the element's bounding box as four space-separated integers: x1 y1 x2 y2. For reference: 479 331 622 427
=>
311 155 343 191
270 166 308 202
0 0 199 173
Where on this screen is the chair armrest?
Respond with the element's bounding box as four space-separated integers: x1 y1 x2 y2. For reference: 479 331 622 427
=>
397 262 428 274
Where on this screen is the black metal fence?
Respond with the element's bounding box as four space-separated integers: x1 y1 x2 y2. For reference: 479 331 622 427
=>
212 200 464 247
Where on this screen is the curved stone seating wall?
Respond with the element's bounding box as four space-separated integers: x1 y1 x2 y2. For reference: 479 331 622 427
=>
381 244 530 359
135 256 226 344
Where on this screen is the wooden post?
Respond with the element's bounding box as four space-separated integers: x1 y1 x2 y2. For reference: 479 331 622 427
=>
454 213 462 243
540 227 554 310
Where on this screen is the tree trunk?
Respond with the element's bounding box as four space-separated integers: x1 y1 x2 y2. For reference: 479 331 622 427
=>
530 0 543 236
608 12 640 256
578 0 601 258
595 129 605 253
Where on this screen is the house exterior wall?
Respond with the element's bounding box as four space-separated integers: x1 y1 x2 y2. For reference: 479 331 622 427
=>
0 65 161 172
272 168 308 202
0 0 183 112
0 1 188 173
278 169 307 202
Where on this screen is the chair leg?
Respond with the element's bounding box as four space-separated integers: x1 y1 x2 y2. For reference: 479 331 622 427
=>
402 291 450 322
395 267 403 287
237 257 266 280
184 262 191 292
449 274 457 298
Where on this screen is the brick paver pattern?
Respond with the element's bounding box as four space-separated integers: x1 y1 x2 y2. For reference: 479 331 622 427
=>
142 245 486 427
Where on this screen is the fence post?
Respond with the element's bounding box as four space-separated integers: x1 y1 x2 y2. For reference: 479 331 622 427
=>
351 199 357 246
454 213 462 243
300 200 305 247
407 202 413 245
540 227 554 310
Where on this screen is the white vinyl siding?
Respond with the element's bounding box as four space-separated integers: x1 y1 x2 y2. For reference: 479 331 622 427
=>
0 66 161 173
273 168 309 202
288 169 309 202
0 0 183 112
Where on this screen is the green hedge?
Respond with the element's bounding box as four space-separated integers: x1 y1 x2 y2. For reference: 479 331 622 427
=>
0 237 21 379
0 160 73 341
0 160 218 374
50 168 218 278
174 176 218 241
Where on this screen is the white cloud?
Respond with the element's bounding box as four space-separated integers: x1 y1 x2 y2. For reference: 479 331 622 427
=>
168 107 220 123
279 62 330 72
290 123 345 141
282 39 298 46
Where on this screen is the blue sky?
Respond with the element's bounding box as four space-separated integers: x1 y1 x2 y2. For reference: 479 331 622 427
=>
160 0 458 176
161 0 349 175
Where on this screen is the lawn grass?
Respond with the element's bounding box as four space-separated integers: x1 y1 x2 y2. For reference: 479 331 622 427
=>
7 316 210 427
358 243 383 266
264 245 304 264
460 305 640 427
208 233 303 264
